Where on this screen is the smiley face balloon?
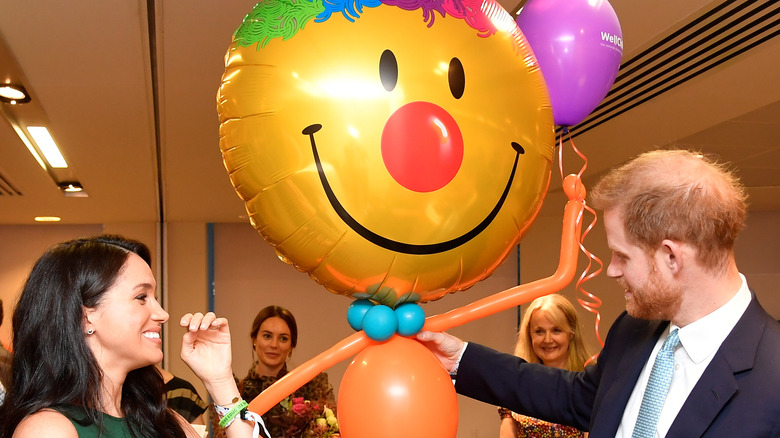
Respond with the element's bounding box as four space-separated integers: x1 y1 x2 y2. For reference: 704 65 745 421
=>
217 0 554 307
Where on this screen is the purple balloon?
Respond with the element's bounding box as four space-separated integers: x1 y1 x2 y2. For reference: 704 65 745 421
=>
517 0 623 127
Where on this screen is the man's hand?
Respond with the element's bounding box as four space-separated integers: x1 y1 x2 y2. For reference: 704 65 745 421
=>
416 330 466 374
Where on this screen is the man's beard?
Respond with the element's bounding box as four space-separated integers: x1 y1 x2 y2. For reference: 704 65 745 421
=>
621 262 683 320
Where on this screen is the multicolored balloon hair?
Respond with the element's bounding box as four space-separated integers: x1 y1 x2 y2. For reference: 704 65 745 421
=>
234 0 523 48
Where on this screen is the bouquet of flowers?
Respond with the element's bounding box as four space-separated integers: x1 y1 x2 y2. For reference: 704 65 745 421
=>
272 396 340 438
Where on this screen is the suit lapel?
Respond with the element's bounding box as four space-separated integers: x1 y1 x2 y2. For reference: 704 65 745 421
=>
668 354 738 436
591 318 667 436
667 296 765 437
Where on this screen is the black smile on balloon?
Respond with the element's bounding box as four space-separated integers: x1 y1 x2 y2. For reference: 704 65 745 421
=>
302 123 525 255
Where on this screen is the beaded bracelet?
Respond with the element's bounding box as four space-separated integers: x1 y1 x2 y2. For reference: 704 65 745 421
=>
217 399 249 429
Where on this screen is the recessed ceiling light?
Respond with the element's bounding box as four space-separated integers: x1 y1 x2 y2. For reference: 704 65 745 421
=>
34 216 61 222
57 181 88 197
0 84 31 104
60 182 83 192
26 126 68 168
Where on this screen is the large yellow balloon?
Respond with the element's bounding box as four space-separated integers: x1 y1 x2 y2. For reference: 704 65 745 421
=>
217 0 554 306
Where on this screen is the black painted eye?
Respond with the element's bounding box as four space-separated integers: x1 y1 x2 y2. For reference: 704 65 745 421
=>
380 49 398 91
511 142 525 154
448 57 465 99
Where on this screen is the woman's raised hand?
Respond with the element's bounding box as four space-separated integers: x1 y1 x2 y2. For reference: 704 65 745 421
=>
180 312 234 390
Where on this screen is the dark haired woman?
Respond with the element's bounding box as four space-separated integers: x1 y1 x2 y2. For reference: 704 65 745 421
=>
0 235 263 438
212 305 336 438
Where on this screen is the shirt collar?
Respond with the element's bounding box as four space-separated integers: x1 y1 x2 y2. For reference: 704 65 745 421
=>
675 274 751 364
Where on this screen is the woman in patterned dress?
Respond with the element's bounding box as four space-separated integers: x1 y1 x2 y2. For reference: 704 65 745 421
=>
498 294 594 438
212 305 336 438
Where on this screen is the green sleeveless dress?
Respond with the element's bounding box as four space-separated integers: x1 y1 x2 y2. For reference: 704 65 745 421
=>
55 405 134 438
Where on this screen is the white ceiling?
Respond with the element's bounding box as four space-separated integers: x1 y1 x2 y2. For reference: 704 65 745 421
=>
0 0 778 226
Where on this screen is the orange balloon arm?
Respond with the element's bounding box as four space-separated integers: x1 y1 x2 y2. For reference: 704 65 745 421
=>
247 174 585 415
246 331 371 415
423 174 585 333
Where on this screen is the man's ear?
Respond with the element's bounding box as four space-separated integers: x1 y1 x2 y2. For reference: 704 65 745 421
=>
659 239 685 275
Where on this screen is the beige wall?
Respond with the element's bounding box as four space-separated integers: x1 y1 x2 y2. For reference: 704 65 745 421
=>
734 211 780 318
164 222 210 400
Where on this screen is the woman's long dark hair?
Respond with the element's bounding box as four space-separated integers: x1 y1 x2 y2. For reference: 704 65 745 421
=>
0 235 186 438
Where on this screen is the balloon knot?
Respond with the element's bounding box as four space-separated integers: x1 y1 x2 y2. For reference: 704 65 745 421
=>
563 174 586 201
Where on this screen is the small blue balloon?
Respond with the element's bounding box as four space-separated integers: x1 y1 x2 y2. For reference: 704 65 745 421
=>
347 299 375 331
394 303 426 336
362 305 397 342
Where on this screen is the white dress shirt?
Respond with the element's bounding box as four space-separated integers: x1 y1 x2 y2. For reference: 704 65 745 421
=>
615 274 752 437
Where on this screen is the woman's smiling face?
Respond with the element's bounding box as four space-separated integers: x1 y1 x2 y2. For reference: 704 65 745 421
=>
529 309 572 369
253 316 293 376
85 253 169 375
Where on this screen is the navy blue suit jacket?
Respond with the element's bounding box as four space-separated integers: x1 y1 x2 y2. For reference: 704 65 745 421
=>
455 295 780 437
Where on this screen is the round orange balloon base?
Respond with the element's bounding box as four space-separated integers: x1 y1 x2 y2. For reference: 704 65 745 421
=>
338 335 458 438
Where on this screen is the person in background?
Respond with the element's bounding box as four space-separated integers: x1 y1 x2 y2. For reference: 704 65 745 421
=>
418 149 780 437
212 305 336 438
499 294 592 438
157 365 209 425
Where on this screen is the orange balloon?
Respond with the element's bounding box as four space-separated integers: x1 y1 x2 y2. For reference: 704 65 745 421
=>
337 336 458 438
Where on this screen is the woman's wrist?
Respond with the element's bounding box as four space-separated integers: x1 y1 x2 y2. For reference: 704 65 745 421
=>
205 377 242 407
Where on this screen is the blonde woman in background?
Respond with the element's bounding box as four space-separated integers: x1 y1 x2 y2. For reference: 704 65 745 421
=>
499 294 593 438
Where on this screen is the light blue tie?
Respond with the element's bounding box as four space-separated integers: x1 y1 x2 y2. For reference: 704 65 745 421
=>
632 328 680 438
